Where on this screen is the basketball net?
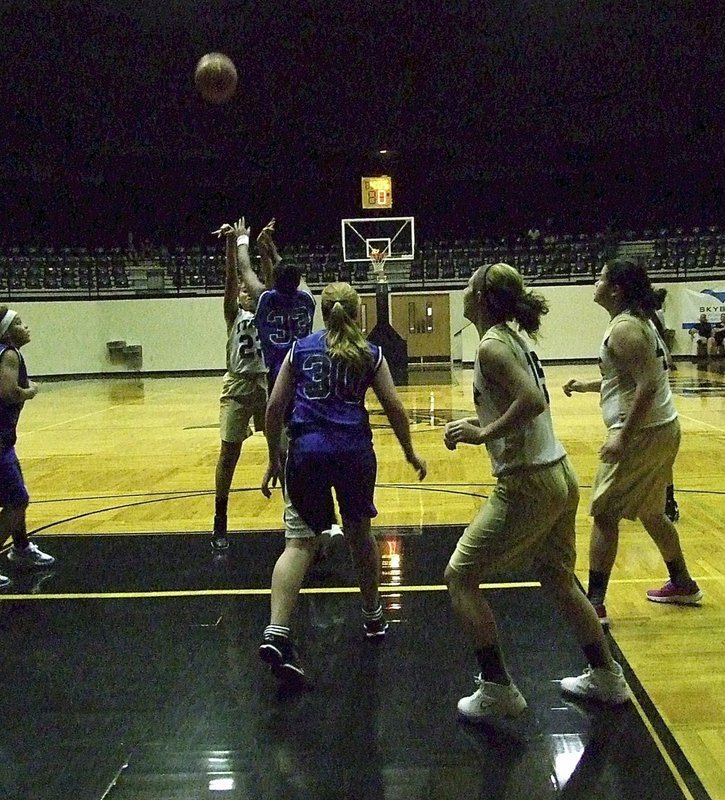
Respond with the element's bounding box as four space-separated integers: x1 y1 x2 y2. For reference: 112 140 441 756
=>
370 248 388 283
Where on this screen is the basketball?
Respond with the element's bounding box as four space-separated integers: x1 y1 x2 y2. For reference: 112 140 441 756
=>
194 52 238 104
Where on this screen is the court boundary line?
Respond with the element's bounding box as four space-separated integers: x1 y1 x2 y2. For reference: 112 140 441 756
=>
0 582 541 601
606 637 711 800
678 412 725 435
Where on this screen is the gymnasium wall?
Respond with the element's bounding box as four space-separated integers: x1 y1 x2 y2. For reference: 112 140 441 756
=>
13 279 718 377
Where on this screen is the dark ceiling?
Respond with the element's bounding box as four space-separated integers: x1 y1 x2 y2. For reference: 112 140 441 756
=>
1 0 722 245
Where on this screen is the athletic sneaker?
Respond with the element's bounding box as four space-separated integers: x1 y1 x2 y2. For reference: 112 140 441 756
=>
210 533 229 551
646 580 703 605
362 606 388 639
0 574 10 589
457 676 528 721
665 500 680 523
258 633 305 682
7 543 55 568
211 515 229 550
560 662 630 705
592 602 610 627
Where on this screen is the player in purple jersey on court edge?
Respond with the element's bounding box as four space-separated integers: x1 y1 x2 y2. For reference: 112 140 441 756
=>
0 307 55 588
258 282 426 687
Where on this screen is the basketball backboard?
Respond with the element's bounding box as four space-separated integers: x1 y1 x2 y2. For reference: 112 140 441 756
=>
341 216 415 262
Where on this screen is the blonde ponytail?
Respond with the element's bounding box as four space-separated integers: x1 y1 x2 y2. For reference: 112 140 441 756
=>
321 283 372 374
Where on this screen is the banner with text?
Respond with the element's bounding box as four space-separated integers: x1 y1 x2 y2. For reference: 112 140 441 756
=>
681 288 725 330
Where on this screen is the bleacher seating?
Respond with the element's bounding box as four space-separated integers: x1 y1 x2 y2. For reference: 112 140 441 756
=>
1 226 721 299
647 226 725 275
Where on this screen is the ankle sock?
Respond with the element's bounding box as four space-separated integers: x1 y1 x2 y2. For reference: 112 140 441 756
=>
264 624 290 639
587 570 611 606
582 642 609 670
362 604 383 621
665 558 691 587
475 643 511 686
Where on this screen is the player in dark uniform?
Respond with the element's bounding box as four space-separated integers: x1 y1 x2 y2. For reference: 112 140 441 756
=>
255 276 316 392
712 312 725 356
689 313 713 359
0 307 55 588
650 288 679 522
258 282 426 686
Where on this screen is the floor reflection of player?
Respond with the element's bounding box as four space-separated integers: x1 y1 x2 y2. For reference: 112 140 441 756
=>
380 535 403 621
256 641 385 798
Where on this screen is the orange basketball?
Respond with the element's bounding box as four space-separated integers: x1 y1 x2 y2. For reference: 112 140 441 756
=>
194 53 238 104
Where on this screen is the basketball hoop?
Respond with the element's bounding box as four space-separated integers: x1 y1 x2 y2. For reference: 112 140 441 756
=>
370 248 387 283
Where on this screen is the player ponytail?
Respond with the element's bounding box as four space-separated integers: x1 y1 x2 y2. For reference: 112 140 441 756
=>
321 282 372 373
476 263 549 340
606 258 658 316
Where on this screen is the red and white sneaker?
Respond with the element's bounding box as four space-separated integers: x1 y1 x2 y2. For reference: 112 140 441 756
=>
646 580 703 605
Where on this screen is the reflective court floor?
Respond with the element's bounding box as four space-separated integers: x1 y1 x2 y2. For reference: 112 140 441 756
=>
0 526 712 800
1 359 723 800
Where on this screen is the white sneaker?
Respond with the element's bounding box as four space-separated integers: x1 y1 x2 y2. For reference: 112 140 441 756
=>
457 675 528 721
560 662 630 705
8 542 56 568
0 574 10 589
314 526 349 574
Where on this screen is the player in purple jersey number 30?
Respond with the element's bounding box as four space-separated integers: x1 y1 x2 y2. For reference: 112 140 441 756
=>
258 282 426 687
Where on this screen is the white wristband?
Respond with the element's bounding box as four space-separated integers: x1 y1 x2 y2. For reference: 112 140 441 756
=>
236 234 250 247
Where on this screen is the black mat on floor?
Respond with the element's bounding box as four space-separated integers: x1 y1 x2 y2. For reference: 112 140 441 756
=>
0 531 710 800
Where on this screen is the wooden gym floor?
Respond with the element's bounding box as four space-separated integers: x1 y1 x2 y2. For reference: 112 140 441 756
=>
1 360 723 800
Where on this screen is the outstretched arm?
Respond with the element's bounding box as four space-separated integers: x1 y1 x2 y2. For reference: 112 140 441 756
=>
216 225 239 329
256 218 280 290
371 358 427 480
235 218 265 302
213 217 265 302
563 377 602 396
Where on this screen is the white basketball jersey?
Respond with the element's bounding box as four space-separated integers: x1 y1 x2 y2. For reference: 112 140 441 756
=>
599 312 677 431
226 308 266 376
473 324 565 477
